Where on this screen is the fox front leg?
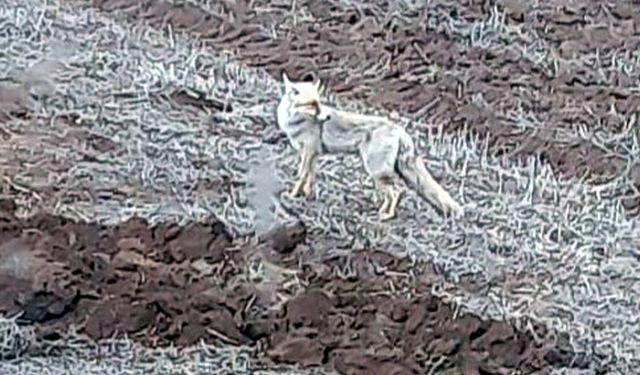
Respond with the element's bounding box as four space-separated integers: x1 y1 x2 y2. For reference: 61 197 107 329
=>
302 159 316 196
289 147 316 198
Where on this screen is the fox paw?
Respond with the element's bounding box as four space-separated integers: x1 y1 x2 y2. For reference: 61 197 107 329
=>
288 188 300 199
302 183 313 197
378 211 396 222
288 191 301 199
288 180 304 198
444 204 464 219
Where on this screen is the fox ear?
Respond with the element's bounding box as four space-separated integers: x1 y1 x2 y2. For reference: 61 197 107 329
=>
282 72 293 92
314 79 324 95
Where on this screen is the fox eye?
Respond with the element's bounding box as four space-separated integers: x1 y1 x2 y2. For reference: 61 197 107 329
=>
291 88 299 95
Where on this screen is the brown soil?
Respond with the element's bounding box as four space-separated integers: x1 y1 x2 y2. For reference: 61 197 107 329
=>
0 198 586 374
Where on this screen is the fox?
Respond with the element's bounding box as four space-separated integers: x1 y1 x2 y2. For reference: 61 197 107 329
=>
275 72 463 221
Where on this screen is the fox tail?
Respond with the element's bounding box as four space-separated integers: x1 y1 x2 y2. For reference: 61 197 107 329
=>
395 134 463 217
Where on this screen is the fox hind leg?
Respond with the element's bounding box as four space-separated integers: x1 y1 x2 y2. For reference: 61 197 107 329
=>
377 188 390 215
360 129 404 221
374 174 402 221
370 177 388 213
386 183 402 219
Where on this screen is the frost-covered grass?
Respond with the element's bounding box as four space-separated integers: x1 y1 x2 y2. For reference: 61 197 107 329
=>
0 316 32 361
1 0 640 374
0 320 331 375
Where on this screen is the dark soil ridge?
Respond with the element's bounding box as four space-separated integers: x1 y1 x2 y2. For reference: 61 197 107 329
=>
0 198 592 374
82 0 640 217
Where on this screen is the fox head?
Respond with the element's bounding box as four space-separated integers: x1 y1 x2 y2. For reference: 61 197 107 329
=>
282 72 330 121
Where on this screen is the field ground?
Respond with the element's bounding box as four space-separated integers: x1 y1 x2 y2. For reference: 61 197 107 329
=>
1 0 639 374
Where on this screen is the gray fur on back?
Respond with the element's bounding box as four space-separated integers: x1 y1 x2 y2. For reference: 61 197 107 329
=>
318 106 394 155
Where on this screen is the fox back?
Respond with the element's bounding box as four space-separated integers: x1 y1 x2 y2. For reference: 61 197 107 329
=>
318 106 398 153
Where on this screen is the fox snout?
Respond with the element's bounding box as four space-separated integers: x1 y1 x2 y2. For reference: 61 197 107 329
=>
316 104 331 121
296 99 330 121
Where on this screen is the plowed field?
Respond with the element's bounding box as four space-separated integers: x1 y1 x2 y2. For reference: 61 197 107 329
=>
1 0 639 374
